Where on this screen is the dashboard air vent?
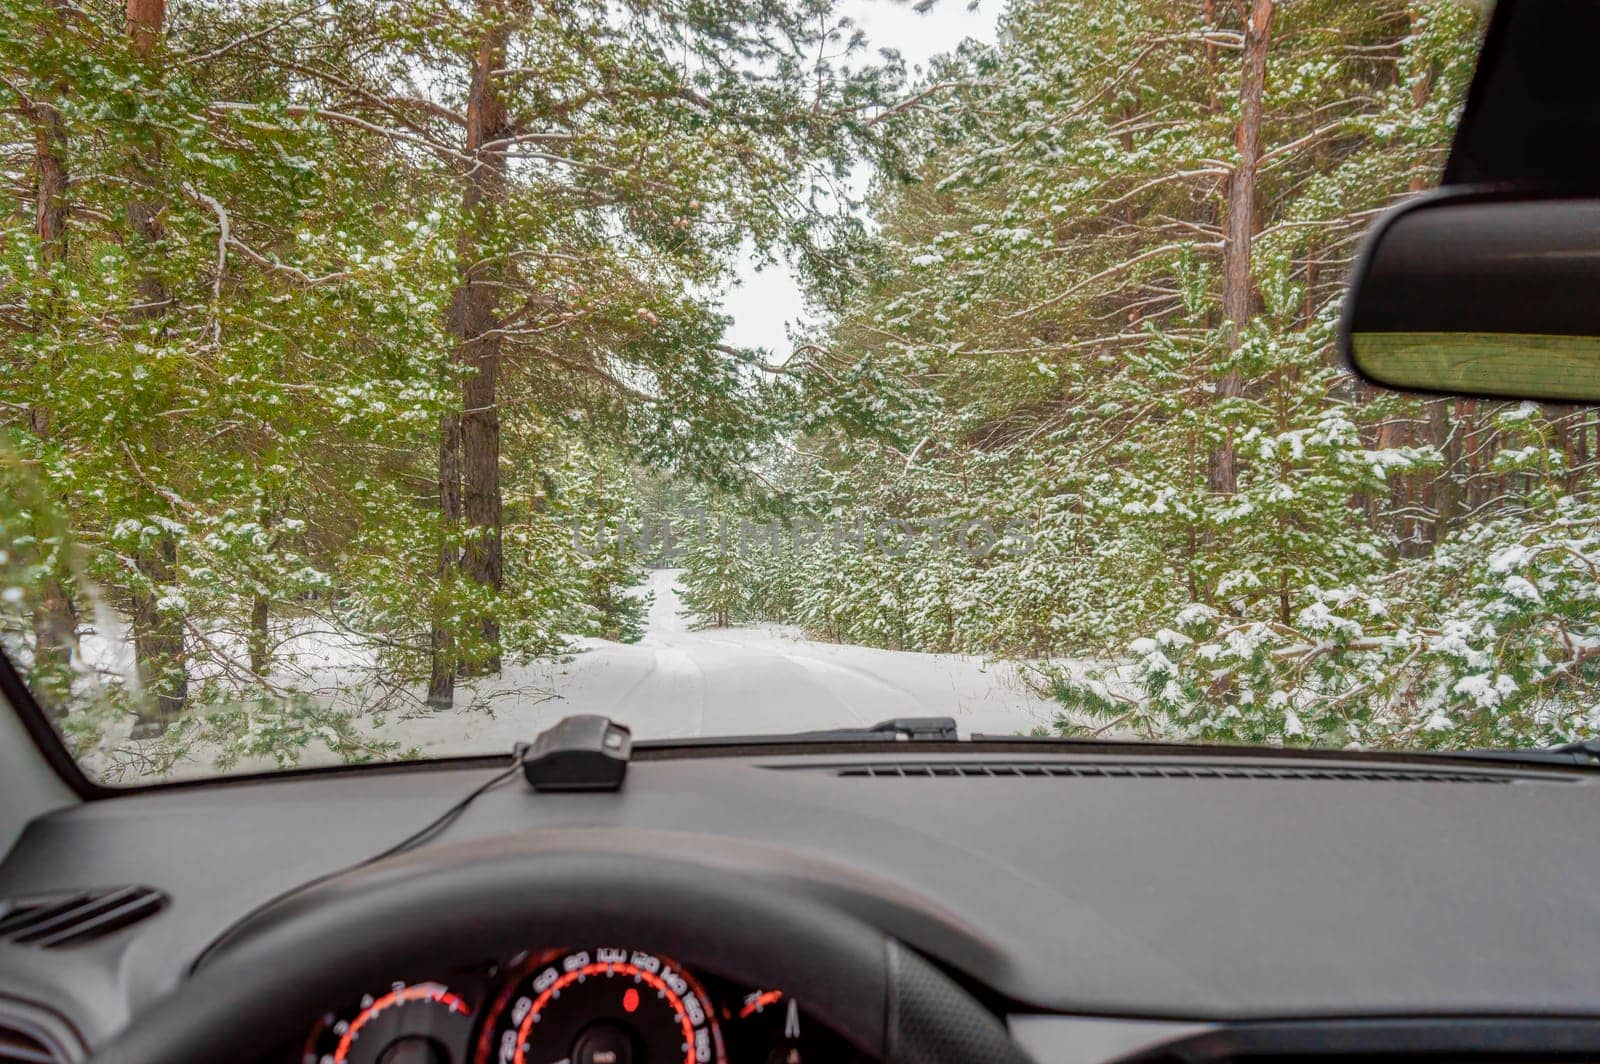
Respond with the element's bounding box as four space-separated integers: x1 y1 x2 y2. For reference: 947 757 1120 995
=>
0 885 167 949
0 998 84 1064
824 761 1541 783
0 1022 62 1064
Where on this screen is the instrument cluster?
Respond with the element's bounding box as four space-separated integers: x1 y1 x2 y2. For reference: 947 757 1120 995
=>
292 945 870 1064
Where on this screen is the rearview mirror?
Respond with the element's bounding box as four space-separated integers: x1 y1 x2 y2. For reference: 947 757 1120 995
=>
1340 191 1600 403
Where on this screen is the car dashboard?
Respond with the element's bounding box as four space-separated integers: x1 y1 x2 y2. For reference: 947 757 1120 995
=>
2 743 1600 1064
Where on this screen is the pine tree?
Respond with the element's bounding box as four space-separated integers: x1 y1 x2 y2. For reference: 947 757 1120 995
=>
675 495 755 629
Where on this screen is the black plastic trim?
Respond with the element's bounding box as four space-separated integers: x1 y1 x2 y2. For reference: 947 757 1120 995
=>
0 649 102 801
37 733 1600 800
1440 0 1513 186
1442 0 1600 193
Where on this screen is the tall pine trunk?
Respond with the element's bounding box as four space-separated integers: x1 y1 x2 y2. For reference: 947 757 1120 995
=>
27 29 78 712
428 410 462 707
1427 399 1460 547
131 536 186 725
247 499 275 677
123 0 187 735
429 2 509 703
1209 0 1275 495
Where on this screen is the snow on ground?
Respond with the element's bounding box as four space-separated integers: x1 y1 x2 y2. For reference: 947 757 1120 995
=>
73 570 1063 779
370 569 1060 757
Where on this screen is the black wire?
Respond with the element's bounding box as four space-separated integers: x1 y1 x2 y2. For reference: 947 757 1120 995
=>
189 754 525 974
360 757 524 867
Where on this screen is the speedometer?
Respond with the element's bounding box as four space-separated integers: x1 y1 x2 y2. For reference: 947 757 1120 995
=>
301 981 473 1064
474 948 726 1064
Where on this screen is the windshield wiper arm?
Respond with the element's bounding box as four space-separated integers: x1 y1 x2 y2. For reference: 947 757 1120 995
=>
632 716 964 750
1440 738 1600 767
1548 738 1600 758
787 717 961 741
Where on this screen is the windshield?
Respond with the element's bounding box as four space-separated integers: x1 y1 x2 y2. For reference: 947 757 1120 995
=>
8 0 1582 787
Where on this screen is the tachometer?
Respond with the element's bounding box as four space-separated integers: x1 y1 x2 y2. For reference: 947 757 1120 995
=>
475 948 726 1064
301 981 472 1064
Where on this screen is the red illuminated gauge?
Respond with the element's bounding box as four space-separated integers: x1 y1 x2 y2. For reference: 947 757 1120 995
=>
738 990 784 1020
301 981 472 1064
475 948 726 1064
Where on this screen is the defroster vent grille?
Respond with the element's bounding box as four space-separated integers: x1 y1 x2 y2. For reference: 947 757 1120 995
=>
823 761 1539 783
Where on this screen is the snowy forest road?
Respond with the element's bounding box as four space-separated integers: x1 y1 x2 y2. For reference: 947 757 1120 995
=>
379 569 1060 756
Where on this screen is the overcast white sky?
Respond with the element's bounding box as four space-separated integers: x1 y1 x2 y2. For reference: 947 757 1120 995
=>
718 0 998 356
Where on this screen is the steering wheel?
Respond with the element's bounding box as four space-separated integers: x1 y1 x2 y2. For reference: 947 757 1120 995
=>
87 843 1031 1064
